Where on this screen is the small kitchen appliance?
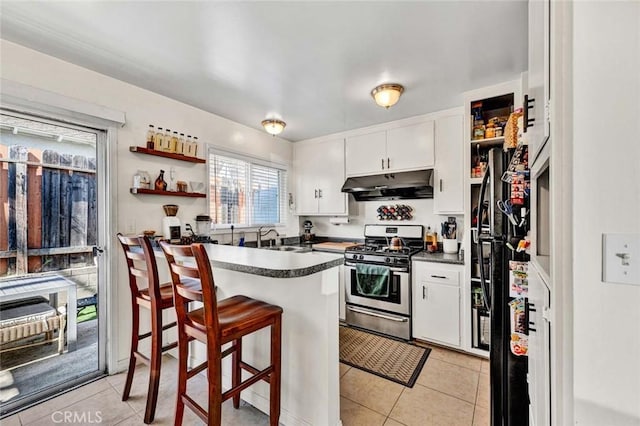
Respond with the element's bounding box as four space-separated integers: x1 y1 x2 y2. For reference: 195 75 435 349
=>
344 224 423 340
302 220 315 243
162 204 181 243
195 214 212 237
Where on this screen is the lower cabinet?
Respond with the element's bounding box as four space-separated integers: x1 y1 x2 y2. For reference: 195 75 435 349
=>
339 265 346 321
412 262 461 347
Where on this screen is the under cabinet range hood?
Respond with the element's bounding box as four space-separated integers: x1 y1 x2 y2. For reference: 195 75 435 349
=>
341 169 434 201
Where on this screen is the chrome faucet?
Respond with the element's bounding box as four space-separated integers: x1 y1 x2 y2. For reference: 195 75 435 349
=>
257 227 280 248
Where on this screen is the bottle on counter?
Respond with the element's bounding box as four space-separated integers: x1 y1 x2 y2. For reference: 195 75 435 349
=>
154 127 164 151
146 124 156 149
424 226 433 250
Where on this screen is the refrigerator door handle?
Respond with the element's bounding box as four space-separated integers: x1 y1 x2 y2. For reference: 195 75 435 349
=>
477 164 492 311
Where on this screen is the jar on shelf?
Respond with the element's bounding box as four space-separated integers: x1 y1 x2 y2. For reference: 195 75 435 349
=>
192 136 199 157
137 170 151 189
495 127 504 137
177 133 185 154
163 129 172 152
154 127 164 151
185 135 193 156
146 125 156 149
485 125 496 139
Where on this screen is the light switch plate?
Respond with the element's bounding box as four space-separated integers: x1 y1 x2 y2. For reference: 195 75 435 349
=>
602 233 640 285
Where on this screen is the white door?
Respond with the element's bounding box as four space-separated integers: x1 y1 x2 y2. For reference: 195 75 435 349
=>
386 121 435 172
434 114 464 214
345 131 386 176
418 282 460 346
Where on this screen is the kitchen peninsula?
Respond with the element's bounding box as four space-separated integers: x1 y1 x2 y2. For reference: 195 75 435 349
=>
163 244 343 426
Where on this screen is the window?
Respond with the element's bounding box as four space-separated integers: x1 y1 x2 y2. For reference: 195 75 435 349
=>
208 150 286 227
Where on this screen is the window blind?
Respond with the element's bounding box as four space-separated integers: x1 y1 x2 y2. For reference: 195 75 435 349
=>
209 151 286 227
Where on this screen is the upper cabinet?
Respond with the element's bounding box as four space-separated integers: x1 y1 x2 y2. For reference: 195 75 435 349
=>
294 138 348 216
433 113 464 214
345 121 434 176
525 0 551 165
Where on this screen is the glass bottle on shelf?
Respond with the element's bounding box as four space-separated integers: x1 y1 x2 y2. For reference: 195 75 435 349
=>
154 127 164 151
177 133 185 154
164 129 172 152
146 124 155 149
193 136 199 157
170 131 179 153
185 135 193 156
155 169 167 191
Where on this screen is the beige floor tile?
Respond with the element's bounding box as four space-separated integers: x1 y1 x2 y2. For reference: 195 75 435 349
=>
18 378 112 425
430 347 482 371
389 385 474 426
416 358 479 403
340 362 351 378
480 359 490 375
383 418 407 426
473 405 489 426
340 397 386 426
26 388 135 426
340 368 404 416
1 414 21 426
115 413 144 425
475 373 490 409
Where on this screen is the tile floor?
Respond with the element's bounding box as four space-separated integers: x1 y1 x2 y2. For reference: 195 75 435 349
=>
4 346 489 425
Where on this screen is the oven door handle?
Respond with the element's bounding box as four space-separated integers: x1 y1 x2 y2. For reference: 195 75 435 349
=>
344 262 408 273
347 306 409 322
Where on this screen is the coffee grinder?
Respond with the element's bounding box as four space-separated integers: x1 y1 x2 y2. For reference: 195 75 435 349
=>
302 220 315 243
162 204 181 243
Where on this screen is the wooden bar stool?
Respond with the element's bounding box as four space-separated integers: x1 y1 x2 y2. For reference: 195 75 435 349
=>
117 234 185 424
160 242 283 426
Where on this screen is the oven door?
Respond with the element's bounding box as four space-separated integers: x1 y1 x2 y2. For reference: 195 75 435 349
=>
344 262 410 315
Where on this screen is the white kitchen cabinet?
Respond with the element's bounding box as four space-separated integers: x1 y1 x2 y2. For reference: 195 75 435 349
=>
345 121 434 176
345 131 386 176
294 138 347 216
386 121 434 171
433 113 464 214
526 0 551 164
339 265 346 321
412 262 461 347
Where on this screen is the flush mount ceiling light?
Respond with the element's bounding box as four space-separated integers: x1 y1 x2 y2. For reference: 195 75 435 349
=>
261 119 286 136
371 83 405 109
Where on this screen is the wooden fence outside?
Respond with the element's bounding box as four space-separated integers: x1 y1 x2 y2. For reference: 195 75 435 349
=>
0 145 97 277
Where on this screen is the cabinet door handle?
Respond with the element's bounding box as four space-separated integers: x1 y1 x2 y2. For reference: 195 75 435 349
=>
440 179 443 192
381 158 385 170
387 158 390 169
430 275 447 279
423 285 427 300
314 189 318 198
318 189 322 198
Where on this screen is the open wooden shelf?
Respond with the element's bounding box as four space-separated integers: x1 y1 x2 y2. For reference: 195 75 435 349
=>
469 136 505 146
130 188 206 198
129 146 205 164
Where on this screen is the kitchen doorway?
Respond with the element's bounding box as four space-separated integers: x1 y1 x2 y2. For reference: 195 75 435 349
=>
0 111 107 416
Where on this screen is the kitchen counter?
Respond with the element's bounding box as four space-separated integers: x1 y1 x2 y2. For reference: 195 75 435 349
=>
157 243 343 278
154 243 341 426
413 251 465 265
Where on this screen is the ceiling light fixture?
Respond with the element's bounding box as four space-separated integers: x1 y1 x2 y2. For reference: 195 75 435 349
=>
371 83 405 109
261 119 286 136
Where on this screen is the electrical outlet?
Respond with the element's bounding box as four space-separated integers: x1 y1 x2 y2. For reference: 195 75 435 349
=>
602 233 640 285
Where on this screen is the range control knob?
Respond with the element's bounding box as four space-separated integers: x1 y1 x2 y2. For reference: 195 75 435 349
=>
352 254 358 260
359 254 364 260
385 257 391 263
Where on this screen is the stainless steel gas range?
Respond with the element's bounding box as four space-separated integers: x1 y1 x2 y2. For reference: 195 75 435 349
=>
344 224 423 340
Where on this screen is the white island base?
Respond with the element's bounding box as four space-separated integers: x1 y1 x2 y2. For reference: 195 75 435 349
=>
188 263 341 426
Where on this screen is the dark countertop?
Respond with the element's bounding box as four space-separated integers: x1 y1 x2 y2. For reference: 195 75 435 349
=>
412 251 465 265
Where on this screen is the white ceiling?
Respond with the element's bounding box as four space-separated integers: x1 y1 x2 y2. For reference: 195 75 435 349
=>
0 1 528 141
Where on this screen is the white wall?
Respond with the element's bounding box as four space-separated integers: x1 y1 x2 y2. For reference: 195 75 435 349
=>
304 197 462 243
0 39 295 367
572 2 640 423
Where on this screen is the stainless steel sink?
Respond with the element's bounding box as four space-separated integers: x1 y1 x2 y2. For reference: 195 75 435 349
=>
264 246 311 253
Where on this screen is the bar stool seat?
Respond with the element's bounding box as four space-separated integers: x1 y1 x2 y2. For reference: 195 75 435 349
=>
138 283 174 307
187 295 283 341
161 242 283 426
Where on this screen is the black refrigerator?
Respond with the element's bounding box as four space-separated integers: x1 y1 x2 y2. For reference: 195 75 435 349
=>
476 147 530 426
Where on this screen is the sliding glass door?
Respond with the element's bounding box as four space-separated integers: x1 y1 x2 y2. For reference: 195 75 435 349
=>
0 111 106 416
